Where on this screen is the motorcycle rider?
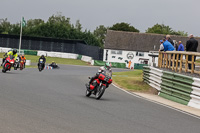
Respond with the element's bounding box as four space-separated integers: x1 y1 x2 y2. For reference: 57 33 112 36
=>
20 55 26 68
38 55 46 69
7 49 18 60
87 62 112 91
1 49 18 70
49 61 58 68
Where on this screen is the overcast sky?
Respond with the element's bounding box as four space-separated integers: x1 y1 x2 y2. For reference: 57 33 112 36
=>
1 0 200 36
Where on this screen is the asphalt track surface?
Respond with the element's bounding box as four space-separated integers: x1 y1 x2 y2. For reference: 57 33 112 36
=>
0 65 200 133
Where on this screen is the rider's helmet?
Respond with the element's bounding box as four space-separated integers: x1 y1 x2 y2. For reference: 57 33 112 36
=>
105 62 112 70
13 49 17 55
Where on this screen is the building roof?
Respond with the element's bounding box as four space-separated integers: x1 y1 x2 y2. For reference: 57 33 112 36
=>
104 30 200 52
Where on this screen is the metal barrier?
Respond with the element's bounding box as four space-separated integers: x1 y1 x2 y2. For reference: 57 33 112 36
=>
143 66 200 109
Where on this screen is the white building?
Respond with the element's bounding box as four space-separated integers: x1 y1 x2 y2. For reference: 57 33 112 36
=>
104 30 160 68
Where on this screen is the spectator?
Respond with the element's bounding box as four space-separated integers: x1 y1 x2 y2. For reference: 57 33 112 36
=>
159 40 164 51
163 38 175 51
166 35 174 46
178 41 184 51
186 34 198 69
174 40 178 51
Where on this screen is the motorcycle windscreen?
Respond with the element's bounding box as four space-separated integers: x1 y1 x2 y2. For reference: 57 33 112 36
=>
39 59 43 63
9 55 14 60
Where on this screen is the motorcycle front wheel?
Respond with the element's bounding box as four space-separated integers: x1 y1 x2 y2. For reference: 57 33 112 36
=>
95 86 106 100
86 89 92 97
2 64 9 73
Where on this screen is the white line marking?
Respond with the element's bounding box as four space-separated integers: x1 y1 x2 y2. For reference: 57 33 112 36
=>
112 83 200 120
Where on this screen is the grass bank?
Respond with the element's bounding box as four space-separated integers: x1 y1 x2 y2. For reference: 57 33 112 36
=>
112 70 156 93
0 53 90 66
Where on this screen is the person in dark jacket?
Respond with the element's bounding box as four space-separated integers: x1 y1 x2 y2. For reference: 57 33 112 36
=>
166 35 174 46
186 34 198 69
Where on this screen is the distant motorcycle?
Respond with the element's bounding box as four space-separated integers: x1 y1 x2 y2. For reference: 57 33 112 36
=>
85 72 112 100
2 55 15 73
38 59 45 72
20 60 25 70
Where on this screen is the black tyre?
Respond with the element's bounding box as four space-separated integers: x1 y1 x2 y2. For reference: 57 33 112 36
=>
2 69 5 73
38 64 42 72
86 89 92 97
2 64 9 73
95 86 106 100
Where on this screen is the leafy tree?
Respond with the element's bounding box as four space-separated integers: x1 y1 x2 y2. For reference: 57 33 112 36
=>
109 22 139 32
75 20 82 31
146 24 173 34
0 18 11 34
0 13 102 47
93 25 108 46
146 23 188 36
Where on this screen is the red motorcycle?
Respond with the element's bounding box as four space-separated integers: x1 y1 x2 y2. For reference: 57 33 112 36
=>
2 55 15 73
85 73 112 100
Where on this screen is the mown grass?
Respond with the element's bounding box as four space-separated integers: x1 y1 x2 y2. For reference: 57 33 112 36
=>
112 70 154 93
0 53 90 66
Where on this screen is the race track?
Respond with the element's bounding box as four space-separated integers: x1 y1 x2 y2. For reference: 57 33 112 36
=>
0 65 200 133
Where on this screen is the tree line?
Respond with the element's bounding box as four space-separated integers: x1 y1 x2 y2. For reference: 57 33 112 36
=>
0 13 188 48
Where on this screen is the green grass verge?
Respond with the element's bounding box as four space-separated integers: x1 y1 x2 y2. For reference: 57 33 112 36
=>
112 70 153 92
0 53 90 67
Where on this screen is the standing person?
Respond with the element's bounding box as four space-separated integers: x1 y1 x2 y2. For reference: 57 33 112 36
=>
159 40 164 51
174 40 178 51
178 41 184 51
163 38 175 66
163 38 175 51
186 34 198 69
177 41 184 66
166 35 174 46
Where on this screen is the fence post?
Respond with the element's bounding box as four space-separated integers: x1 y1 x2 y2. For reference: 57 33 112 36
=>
179 54 183 73
191 55 194 74
165 53 168 68
172 53 175 70
168 54 171 68
158 52 161 68
175 53 179 72
162 53 165 68
185 55 188 72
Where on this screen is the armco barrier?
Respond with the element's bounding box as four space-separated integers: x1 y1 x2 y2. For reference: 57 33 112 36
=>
81 56 92 63
94 60 126 68
23 49 37 55
37 51 47 56
143 66 200 109
1 48 12 53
